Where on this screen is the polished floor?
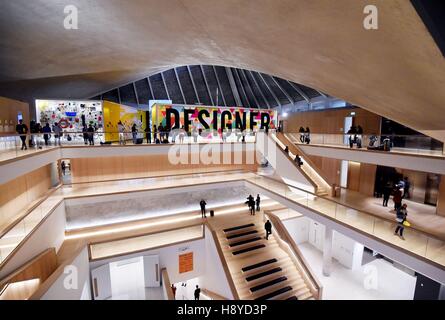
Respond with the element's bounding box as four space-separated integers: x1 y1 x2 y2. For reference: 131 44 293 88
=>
298 243 416 300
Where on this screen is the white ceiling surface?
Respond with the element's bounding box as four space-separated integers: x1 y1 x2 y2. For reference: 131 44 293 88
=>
0 0 445 140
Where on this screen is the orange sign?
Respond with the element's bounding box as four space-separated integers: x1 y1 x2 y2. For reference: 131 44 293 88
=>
179 252 194 273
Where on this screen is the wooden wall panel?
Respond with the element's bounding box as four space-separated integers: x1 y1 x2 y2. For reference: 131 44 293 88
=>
0 248 57 300
437 176 445 217
0 165 52 231
0 96 30 133
359 164 377 196
70 151 258 183
396 169 428 204
308 155 341 186
286 107 381 135
347 162 361 192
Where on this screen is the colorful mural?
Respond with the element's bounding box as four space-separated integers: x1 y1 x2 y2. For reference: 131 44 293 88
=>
36 100 103 132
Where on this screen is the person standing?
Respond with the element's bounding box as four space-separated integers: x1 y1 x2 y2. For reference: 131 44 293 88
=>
179 126 185 144
304 127 311 144
42 123 51 146
82 126 89 145
118 121 125 145
284 146 289 154
53 122 62 146
16 119 29 150
265 220 272 240
194 285 201 300
145 125 151 144
171 284 177 300
394 204 408 240
249 197 255 215
256 194 261 212
382 183 392 207
192 126 198 143
61 160 66 176
299 127 305 143
403 177 411 199
356 125 363 148
393 188 402 211
131 123 138 144
87 124 95 145
153 124 158 142
200 199 207 218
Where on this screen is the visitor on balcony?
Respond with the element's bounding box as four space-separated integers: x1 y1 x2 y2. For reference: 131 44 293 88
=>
118 121 125 145
16 119 28 150
304 127 311 144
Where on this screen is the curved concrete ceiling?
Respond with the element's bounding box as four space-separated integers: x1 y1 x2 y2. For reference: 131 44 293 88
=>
0 0 444 140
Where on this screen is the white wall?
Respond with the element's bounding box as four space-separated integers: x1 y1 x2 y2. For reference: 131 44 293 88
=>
284 216 364 271
88 229 235 300
41 247 91 300
332 231 364 270
283 216 309 244
0 202 66 278
89 238 206 285
198 226 235 299
0 148 61 184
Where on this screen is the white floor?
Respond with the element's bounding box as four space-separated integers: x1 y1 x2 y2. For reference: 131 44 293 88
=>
298 242 417 300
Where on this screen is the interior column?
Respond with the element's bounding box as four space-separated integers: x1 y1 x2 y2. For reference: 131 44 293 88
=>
322 226 333 276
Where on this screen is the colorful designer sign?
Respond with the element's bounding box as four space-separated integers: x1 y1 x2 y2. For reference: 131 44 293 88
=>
152 104 277 133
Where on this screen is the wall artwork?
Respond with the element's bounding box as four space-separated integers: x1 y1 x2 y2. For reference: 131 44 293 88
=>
35 99 103 132
178 252 194 274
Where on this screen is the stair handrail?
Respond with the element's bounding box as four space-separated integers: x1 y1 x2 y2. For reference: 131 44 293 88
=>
204 223 240 300
259 132 318 191
264 210 322 300
161 268 175 300
278 132 333 192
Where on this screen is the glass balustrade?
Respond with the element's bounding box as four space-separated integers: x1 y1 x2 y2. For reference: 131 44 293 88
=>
284 132 444 156
0 130 259 163
249 175 445 267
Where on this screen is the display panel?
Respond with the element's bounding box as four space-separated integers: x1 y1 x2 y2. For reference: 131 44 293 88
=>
35 99 103 132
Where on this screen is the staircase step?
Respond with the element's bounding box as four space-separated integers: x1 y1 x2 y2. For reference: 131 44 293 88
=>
286 296 298 301
245 267 282 282
227 230 258 240
242 258 278 272
250 276 287 293
232 244 266 256
254 286 292 300
229 237 262 247
224 223 255 233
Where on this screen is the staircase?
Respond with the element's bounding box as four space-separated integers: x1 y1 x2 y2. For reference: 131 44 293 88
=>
273 133 332 196
208 210 315 300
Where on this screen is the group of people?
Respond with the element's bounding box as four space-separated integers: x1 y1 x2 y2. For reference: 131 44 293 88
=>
298 127 311 144
15 120 71 150
347 125 364 148
381 177 411 208
283 145 303 167
381 177 411 240
245 194 261 215
170 283 202 300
